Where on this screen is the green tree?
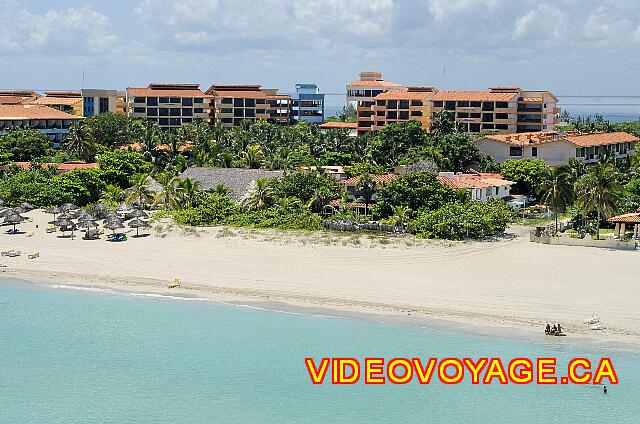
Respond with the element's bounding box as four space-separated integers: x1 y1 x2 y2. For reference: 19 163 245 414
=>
100 184 125 206
367 121 428 167
575 162 623 239
153 172 179 209
426 133 482 172
499 159 550 196
239 144 265 169
0 129 54 162
272 171 341 212
97 150 153 187
374 172 459 217
538 166 575 232
86 112 134 148
125 174 154 209
63 121 96 162
430 110 463 136
174 177 202 209
356 173 376 216
242 178 276 210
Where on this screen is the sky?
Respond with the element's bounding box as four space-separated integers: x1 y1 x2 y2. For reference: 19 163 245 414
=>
1 0 639 99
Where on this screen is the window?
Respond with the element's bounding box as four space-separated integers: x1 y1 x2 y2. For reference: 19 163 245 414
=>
245 109 255 118
222 118 233 124
471 101 481 107
222 98 232 104
411 100 423 106
495 187 499 195
245 99 255 107
182 98 193 106
256 99 266 104
458 101 470 107
234 109 244 117
169 118 181 126
221 108 233 114
133 107 145 113
159 108 169 116
194 108 204 114
147 108 158 117
147 97 158 106
387 100 397 109
182 108 193 116
482 102 495 111
159 118 169 126
495 102 508 108
433 101 443 107
170 108 181 116
399 111 409 120
376 100 385 106
134 97 145 103
99 98 109 114
399 100 409 109
469 123 481 133
495 113 508 119
510 146 523 156
532 147 538 157
411 110 422 117
170 97 180 103
159 97 170 103
457 112 469 118
256 109 266 114
234 98 244 107
386 111 397 119
182 118 192 124
445 101 456 110
194 98 204 104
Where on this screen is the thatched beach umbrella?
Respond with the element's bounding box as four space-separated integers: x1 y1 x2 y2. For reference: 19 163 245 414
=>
11 206 28 214
76 211 96 223
128 218 150 237
129 209 148 219
56 218 76 237
62 203 78 212
4 213 23 233
104 219 125 236
19 202 34 211
45 206 62 220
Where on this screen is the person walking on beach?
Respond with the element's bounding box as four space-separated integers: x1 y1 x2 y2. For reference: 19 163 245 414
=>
603 385 608 394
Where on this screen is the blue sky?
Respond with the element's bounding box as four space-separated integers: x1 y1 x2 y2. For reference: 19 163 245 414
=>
1 0 639 96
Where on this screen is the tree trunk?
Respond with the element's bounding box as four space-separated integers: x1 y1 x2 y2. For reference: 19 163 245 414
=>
597 209 601 240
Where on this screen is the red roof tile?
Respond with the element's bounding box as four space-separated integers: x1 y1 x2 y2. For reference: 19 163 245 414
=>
340 174 398 185
373 90 434 100
128 84 207 98
32 96 82 106
608 212 640 224
432 90 518 102
12 162 97 172
319 122 357 129
0 96 30 105
0 105 81 120
346 80 404 88
437 173 514 189
482 131 638 147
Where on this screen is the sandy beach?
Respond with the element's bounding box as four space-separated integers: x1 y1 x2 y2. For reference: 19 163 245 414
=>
1 210 639 345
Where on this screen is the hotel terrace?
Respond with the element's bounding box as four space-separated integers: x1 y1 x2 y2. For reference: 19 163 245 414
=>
205 85 291 128
126 84 209 129
0 104 81 143
346 72 559 135
476 131 638 165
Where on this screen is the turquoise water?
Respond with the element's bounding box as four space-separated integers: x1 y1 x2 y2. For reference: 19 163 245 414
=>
0 280 638 423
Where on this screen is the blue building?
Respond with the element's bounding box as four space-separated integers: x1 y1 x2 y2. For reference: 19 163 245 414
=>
290 84 324 124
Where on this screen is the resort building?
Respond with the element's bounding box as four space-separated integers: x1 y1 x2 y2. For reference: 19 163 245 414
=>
81 89 120 117
301 165 348 181
126 84 209 129
476 131 638 165
436 172 514 202
318 121 358 137
0 104 81 143
346 72 406 134
290 84 324 124
27 92 83 116
206 85 291 127
368 86 436 132
0 91 39 105
430 87 559 134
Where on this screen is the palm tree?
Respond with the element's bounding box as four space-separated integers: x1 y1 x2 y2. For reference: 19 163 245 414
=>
538 166 575 232
174 177 201 209
391 206 412 227
575 162 623 239
153 173 179 210
63 121 95 162
125 174 154 209
357 174 376 216
100 184 125 206
242 178 275 210
239 144 265 169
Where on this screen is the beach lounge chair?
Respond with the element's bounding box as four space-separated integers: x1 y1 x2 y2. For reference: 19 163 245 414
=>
28 251 39 259
26 231 34 237
46 225 56 233
7 251 21 257
1 249 14 256
168 278 181 289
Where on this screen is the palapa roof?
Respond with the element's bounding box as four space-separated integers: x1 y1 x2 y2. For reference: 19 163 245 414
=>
180 167 284 202
608 211 640 224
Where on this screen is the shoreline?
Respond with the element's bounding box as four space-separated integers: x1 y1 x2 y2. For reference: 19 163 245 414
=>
2 210 639 351
3 268 639 354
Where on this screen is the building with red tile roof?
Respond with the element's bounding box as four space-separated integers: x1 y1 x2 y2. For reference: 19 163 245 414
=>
476 131 638 165
126 84 209 129
205 84 291 127
318 121 358 137
608 209 640 239
0 105 81 143
6 161 98 172
436 172 514 202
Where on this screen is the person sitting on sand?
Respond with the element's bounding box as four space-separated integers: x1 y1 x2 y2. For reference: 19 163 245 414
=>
545 324 551 335
557 323 562 334
551 324 558 335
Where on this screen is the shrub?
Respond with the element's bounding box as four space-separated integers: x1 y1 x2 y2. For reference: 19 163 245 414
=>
97 150 153 187
411 200 515 240
225 205 322 231
499 159 550 196
173 194 239 226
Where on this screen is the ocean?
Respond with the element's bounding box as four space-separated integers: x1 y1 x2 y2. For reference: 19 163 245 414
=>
0 279 638 423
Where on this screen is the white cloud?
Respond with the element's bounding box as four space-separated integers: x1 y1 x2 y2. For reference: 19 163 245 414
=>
0 5 117 54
